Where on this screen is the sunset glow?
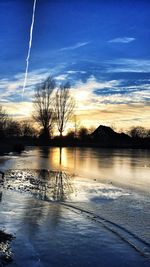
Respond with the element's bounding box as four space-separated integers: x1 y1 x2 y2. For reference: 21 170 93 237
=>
0 0 149 131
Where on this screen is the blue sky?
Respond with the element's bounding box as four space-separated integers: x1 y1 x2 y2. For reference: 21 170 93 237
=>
0 0 150 129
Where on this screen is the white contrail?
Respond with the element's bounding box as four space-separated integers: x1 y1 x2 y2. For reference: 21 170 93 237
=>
22 0 37 98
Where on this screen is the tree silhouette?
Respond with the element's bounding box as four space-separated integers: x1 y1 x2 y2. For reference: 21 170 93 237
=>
0 105 8 138
21 121 37 138
78 126 89 140
129 126 150 138
5 119 21 137
54 82 75 138
33 76 55 140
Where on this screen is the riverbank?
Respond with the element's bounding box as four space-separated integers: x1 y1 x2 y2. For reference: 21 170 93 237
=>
0 132 150 157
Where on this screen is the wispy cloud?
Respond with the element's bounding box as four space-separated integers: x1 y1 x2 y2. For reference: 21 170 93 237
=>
70 75 149 116
70 76 150 129
1 71 149 129
78 103 150 130
59 41 90 51
0 68 51 102
55 74 69 81
108 37 135 43
1 102 34 118
106 58 150 73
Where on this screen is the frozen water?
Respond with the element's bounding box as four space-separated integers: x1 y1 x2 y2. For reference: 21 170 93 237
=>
0 190 150 267
0 147 150 266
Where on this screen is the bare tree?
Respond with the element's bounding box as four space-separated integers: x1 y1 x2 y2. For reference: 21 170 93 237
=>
21 120 38 137
54 82 75 138
0 105 9 137
129 126 150 138
73 115 81 138
33 76 55 139
78 126 89 140
5 119 21 137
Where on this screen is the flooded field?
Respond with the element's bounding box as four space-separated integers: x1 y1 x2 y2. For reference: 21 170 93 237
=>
0 147 150 266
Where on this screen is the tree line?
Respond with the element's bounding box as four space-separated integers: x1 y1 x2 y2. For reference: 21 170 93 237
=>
0 105 94 142
0 105 37 139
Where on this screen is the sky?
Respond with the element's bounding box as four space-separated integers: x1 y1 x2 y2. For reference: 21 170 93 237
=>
0 0 150 131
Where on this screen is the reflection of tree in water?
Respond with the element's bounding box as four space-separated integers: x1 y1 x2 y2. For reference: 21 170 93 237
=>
52 171 74 201
2 169 75 234
0 173 4 202
3 169 74 202
34 169 74 202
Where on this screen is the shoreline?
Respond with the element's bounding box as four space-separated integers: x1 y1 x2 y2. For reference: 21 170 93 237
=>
0 143 150 157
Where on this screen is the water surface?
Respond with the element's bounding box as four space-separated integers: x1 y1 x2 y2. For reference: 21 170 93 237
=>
0 147 150 266
1 147 149 192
